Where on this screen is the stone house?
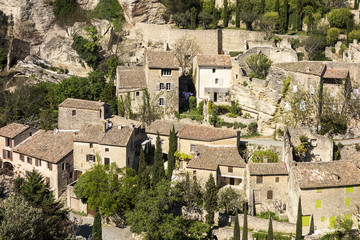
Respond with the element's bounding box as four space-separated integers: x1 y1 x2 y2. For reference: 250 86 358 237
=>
146 120 240 157
288 161 360 233
246 163 289 216
186 145 246 187
58 98 110 131
0 123 39 172
12 130 74 199
73 122 138 179
193 54 232 104
116 50 180 114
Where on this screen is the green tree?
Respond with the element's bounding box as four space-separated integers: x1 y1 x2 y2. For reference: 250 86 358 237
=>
296 198 302 240
233 209 240 240
267 215 273 240
107 56 120 81
204 174 218 225
274 0 280 13
72 34 101 68
14 170 71 240
243 204 248 240
218 187 246 215
100 81 117 114
92 212 102 240
223 0 229 27
294 0 303 31
140 89 160 125
260 0 265 14
199 11 213 28
190 7 197 29
235 0 240 28
137 148 150 192
152 133 165 187
0 195 45 240
88 69 106 100
212 7 219 28
246 53 273 79
279 0 289 32
53 0 82 27
326 28 341 46
327 8 353 29
167 126 177 180
349 30 360 43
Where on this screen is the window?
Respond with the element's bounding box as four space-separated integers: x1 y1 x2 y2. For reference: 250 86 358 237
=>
161 69 172 76
27 157 32 165
275 177 279 183
321 217 325 222
104 157 110 165
316 199 321 208
256 176 263 184
345 214 351 220
193 170 197 175
161 139 165 145
90 143 93 148
230 178 235 185
5 137 10 147
329 216 336 228
346 197 351 206
127 157 130 165
86 154 96 162
45 177 50 185
158 98 165 106
215 78 219 84
166 83 171 90
35 159 41 167
317 189 322 193
29 132 32 137
267 190 273 199
70 171 73 180
212 68 216 73
160 83 165 90
105 148 109 152
228 166 233 173
136 91 140 97
20 154 24 161
48 162 53 171
72 110 76 116
302 216 310 227
6 150 11 160
62 162 66 171
235 74 238 79
346 186 354 193
190 144 196 152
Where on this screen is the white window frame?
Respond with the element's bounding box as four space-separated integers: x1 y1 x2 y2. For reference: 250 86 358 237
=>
166 83 171 90
160 83 165 90
190 144 196 152
161 69 172 76
159 98 165 106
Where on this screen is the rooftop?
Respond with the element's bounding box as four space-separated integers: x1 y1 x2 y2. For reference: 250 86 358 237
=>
58 98 105 111
187 145 245 170
323 68 349 79
74 123 134 147
116 66 146 89
14 130 74 163
0 123 29 138
292 161 360 189
196 54 232 67
275 62 326 76
145 50 179 69
146 120 238 141
248 163 288 176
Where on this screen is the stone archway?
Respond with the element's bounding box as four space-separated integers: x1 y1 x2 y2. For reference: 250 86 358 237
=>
2 162 14 176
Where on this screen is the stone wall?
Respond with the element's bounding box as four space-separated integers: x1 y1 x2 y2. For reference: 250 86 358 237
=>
237 214 296 234
7 38 30 69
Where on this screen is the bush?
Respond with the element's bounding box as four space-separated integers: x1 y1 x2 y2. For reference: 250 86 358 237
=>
252 150 278 163
72 34 101 68
230 100 242 116
197 100 204 115
348 30 360 43
277 128 284 136
90 0 124 29
245 53 272 79
339 42 348 56
233 122 247 129
297 52 304 61
281 76 291 98
299 135 308 143
242 81 248 87
319 114 347 136
356 144 360 151
229 51 243 57
327 8 353 29
247 122 258 135
326 28 341 46
289 39 301 49
188 96 197 111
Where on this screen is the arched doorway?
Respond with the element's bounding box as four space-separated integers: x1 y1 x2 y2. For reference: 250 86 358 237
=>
2 162 14 176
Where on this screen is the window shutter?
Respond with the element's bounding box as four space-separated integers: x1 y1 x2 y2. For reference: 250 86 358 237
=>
9 140 12 148
164 98 167 106
170 83 174 90
2 149 6 159
219 78 223 85
9 151 12 161
267 190 273 199
86 154 89 162
156 83 160 91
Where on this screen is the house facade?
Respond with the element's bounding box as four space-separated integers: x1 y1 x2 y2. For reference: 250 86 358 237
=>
193 54 232 103
58 98 110 131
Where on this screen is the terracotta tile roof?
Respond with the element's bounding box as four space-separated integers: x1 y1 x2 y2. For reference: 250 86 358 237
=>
323 68 349 79
109 116 142 128
275 62 326 76
146 120 186 136
146 50 179 69
117 66 146 89
196 54 232 67
248 163 288 176
187 145 245 170
292 161 360 189
74 123 134 147
0 123 29 138
58 98 105 111
146 121 238 141
178 125 238 141
14 130 74 163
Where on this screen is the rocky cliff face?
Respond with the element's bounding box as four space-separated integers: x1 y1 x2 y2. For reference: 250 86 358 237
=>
120 0 165 25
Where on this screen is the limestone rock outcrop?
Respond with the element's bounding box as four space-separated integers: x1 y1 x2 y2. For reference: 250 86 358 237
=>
120 0 166 25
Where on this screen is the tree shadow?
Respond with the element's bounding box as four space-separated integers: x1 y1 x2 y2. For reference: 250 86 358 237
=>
77 223 92 239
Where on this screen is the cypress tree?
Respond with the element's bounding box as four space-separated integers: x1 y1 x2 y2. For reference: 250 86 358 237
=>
267 214 273 240
212 7 219 28
233 209 240 240
204 174 218 225
167 126 177 180
296 197 302 240
295 0 302 31
190 7 197 29
242 204 248 240
223 0 229 27
283 0 289 32
274 0 280 13
235 0 240 28
152 133 165 187
92 212 102 240
260 0 265 14
137 148 150 192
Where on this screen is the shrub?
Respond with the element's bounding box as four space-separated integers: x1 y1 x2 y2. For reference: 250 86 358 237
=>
331 47 336 53
233 122 247 129
297 52 304 61
355 144 360 151
348 30 360 43
230 100 242 116
327 8 353 29
339 42 348 56
229 51 243 57
277 128 284 136
188 96 197 111
91 0 124 29
252 150 279 163
289 39 301 49
247 122 258 135
337 142 344 149
245 53 272 79
326 28 341 46
197 100 204 115
282 76 291 98
299 135 308 143
242 81 248 87
319 114 347 136
72 34 101 68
